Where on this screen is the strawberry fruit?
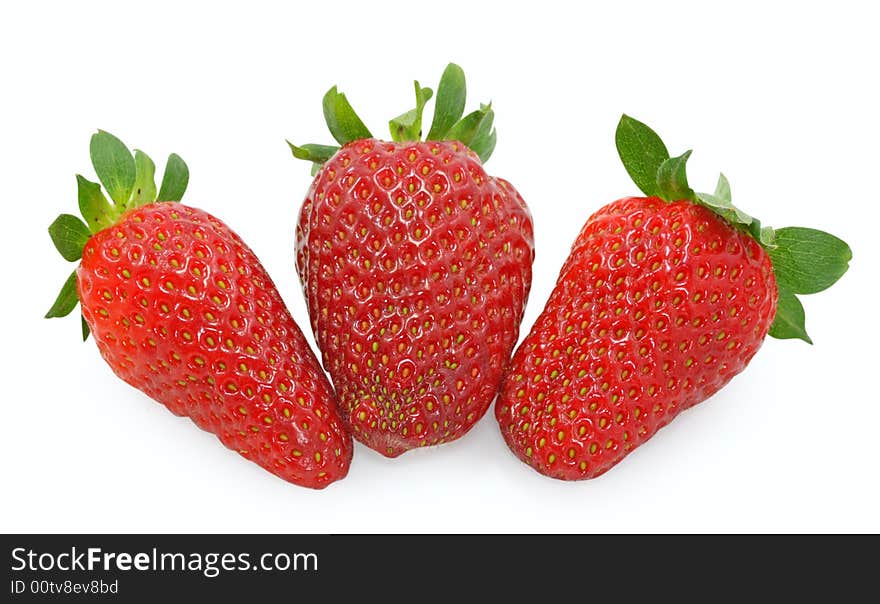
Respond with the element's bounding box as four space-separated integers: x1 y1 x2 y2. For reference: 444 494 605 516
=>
47 131 352 488
289 64 534 457
495 116 851 480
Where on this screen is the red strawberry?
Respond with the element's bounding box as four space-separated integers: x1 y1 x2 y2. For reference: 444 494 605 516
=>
495 116 851 480
289 64 534 457
47 131 352 489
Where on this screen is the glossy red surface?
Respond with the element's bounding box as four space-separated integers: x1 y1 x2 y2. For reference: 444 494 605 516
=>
496 197 777 480
78 202 352 488
297 139 534 456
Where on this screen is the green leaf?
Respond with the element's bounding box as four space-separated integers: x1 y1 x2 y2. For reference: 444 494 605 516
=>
81 314 91 341
76 174 114 232
45 271 79 318
714 173 732 203
615 115 670 197
696 191 776 247
90 130 136 207
759 225 777 248
697 174 778 247
470 128 497 163
48 214 90 261
427 63 466 140
768 227 852 295
447 105 494 149
287 141 340 164
471 103 494 141
389 81 433 142
130 149 157 207
465 103 496 163
656 151 695 202
768 288 812 344
696 191 753 227
322 86 373 145
157 153 189 202
746 218 765 244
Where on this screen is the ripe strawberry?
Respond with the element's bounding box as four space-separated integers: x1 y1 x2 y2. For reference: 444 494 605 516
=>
289 64 534 457
46 131 352 489
496 116 851 480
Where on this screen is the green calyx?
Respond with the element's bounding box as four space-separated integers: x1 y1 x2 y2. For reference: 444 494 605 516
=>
288 63 497 174
46 130 189 340
615 115 851 344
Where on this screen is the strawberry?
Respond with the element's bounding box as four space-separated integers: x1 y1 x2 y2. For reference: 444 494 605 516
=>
289 64 534 457
46 131 352 489
495 116 851 480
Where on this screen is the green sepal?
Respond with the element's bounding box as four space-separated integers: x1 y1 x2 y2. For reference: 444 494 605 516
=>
696 191 754 227
656 151 696 202
768 288 812 344
78 135 186 232
615 115 670 197
322 86 373 145
48 214 91 261
696 173 777 246
446 103 495 162
290 63 499 170
51 133 188 342
90 130 136 207
157 153 189 202
81 315 90 341
746 217 762 242
426 63 466 141
45 271 79 319
76 174 114 233
470 127 497 164
759 225 776 247
287 141 340 164
390 82 433 142
467 103 497 163
768 227 852 295
714 172 732 203
130 149 157 207
745 218 777 248
695 173 754 229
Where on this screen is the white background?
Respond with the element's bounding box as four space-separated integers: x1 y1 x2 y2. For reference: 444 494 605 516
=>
1 1 877 533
